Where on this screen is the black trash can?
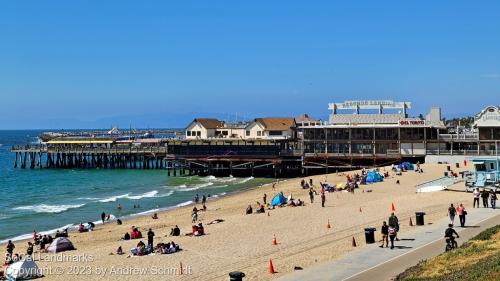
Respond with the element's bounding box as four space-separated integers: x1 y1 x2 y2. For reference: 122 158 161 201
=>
364 228 376 244
447 165 451 171
229 271 245 281
415 212 426 226
456 163 460 168
444 171 449 177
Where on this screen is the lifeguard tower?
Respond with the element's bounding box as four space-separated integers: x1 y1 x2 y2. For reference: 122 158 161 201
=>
464 157 500 192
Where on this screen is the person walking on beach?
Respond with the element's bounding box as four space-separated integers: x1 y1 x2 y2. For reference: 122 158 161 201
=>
6 240 15 259
473 188 480 208
321 192 326 207
263 193 267 205
388 224 397 249
491 191 497 209
388 213 399 241
457 203 466 227
194 194 200 204
448 204 457 225
202 195 207 205
309 188 314 204
481 189 489 208
147 228 155 248
101 212 106 224
192 207 198 223
379 221 389 248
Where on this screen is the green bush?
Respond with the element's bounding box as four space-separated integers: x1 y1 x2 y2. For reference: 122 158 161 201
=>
471 224 500 241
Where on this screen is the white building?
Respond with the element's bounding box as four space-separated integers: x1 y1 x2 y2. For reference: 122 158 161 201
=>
185 118 225 139
245 118 296 139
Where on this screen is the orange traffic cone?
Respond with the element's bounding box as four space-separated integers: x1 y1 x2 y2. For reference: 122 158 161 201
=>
272 235 278 245
352 237 357 247
269 259 276 274
326 220 331 229
391 203 396 212
409 217 414 226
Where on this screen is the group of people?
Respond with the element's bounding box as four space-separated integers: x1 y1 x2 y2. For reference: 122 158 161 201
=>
123 226 143 240
448 203 467 227
78 222 95 232
473 188 497 209
379 213 400 249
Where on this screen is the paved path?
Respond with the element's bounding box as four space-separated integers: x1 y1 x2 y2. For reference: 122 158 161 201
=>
277 208 499 281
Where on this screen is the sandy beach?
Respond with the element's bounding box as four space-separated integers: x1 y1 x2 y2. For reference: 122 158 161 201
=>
2 163 473 280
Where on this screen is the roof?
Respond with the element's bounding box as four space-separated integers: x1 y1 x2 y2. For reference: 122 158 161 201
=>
254 118 296 131
192 118 225 129
295 114 320 124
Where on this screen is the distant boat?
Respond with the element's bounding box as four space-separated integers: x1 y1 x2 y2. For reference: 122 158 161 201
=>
107 127 120 135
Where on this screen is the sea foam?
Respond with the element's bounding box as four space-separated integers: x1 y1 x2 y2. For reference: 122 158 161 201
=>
13 204 85 214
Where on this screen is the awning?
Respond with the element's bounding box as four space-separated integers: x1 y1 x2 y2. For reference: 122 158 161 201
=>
473 161 485 165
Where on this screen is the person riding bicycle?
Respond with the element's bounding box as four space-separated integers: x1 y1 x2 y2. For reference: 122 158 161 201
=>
444 224 459 248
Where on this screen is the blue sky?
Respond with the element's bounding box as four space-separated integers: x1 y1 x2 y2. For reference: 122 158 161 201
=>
0 1 499 129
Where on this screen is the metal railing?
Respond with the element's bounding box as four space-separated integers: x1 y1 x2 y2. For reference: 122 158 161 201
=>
438 133 478 140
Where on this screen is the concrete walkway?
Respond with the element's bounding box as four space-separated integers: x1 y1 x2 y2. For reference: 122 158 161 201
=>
277 208 499 281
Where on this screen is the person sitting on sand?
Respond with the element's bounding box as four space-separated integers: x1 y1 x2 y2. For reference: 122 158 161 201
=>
246 205 253 214
256 203 265 213
39 236 47 252
195 223 205 236
296 198 304 206
288 199 296 207
116 246 124 255
123 232 130 240
170 225 181 236
152 213 159 220
117 219 123 225
78 223 86 233
26 242 34 256
136 241 146 256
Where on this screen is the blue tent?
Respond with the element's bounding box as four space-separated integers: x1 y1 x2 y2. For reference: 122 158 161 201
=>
271 193 287 206
398 162 414 170
366 171 384 184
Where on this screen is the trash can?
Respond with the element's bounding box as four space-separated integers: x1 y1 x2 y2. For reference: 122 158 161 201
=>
229 271 245 281
364 228 376 244
447 165 451 171
415 212 426 226
444 171 448 177
456 163 460 168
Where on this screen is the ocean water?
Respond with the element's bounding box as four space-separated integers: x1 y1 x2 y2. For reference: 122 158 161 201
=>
0 130 273 242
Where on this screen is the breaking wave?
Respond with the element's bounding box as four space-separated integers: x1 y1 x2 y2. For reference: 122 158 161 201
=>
13 204 85 214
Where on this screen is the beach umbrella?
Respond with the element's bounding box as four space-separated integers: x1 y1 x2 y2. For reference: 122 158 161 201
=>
46 237 75 253
6 259 41 280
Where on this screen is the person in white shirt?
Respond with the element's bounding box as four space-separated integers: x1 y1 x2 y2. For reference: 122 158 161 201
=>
473 188 480 208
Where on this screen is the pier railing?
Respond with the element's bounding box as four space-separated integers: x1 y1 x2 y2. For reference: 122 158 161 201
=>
12 145 170 154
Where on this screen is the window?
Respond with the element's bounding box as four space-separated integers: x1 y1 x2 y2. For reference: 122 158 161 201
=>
269 131 282 136
187 131 191 136
246 130 250 136
257 131 262 137
197 131 201 137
